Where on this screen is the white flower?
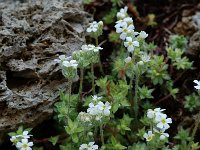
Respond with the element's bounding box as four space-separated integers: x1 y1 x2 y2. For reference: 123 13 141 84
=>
54 55 71 63
143 131 154 142
16 139 33 150
78 112 92 122
124 56 132 63
62 60 78 68
153 128 169 140
115 17 133 28
147 108 165 119
16 131 32 139
79 142 98 150
97 101 111 116
93 46 103 52
160 132 169 140
87 103 99 115
124 37 139 52
92 95 102 102
86 21 99 33
117 6 128 20
155 114 172 130
116 23 135 40
81 44 102 52
139 31 148 39
193 80 200 90
141 54 150 63
10 136 17 143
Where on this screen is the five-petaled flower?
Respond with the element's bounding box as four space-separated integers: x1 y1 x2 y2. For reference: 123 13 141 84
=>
143 131 155 142
124 37 139 52
16 139 33 150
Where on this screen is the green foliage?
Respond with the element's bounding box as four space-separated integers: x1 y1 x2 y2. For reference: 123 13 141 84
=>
65 118 84 143
138 86 154 100
117 114 133 134
106 136 127 149
147 55 170 85
167 47 193 70
49 136 59 146
103 8 118 24
184 93 200 112
169 35 188 50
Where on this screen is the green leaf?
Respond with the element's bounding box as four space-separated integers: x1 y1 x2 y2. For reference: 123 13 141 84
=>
49 136 59 146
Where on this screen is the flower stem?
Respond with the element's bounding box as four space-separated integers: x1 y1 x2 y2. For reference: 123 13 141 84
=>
134 71 139 119
100 124 105 146
91 64 95 95
190 111 200 145
68 79 72 116
95 37 104 74
79 68 84 102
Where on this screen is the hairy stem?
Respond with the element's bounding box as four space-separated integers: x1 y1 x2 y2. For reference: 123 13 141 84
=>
100 124 105 146
68 79 72 116
95 37 104 74
91 64 95 95
190 111 200 145
134 72 139 119
79 68 84 101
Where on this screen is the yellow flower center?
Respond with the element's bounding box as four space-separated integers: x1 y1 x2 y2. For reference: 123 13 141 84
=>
161 119 166 124
128 42 132 45
123 28 127 32
147 136 153 141
22 144 28 148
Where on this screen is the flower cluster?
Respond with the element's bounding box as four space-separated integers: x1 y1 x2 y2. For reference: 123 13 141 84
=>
72 44 103 67
115 7 148 53
79 142 98 150
87 95 111 121
54 55 78 79
10 131 33 150
86 21 103 38
143 108 172 141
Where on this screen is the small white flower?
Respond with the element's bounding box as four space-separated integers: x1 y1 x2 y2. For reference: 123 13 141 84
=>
153 128 169 140
124 56 132 63
93 46 103 52
78 112 92 122
62 60 78 68
16 131 32 139
155 114 172 130
193 80 200 90
92 95 102 102
79 142 98 150
87 103 99 115
116 23 135 40
115 17 133 28
139 31 148 39
16 139 33 150
97 101 111 116
147 108 165 119
117 6 128 20
124 37 139 52
54 55 71 63
160 132 169 140
141 54 150 63
143 131 154 142
86 21 98 33
10 136 17 143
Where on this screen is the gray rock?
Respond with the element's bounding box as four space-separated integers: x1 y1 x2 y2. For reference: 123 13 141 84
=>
0 0 88 140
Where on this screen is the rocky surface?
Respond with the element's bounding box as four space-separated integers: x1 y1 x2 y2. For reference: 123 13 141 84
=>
0 0 88 138
174 3 200 55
